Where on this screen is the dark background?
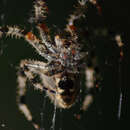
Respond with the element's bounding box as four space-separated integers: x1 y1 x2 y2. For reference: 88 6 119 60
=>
0 0 128 130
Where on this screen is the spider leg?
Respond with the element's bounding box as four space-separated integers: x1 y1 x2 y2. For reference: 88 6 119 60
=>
31 0 57 54
75 67 95 119
65 0 88 39
36 23 57 54
32 0 48 24
65 0 101 38
17 59 56 130
0 26 56 61
81 67 96 110
75 65 101 119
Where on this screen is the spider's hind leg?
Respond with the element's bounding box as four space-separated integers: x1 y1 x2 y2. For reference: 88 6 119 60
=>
75 64 101 119
17 59 56 130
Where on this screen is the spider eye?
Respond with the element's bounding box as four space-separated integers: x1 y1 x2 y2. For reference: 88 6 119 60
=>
58 79 74 89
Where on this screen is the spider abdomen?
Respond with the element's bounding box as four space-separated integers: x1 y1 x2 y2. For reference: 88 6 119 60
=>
46 73 80 109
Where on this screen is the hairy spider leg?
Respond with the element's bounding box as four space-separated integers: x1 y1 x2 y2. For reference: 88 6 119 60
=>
32 0 57 54
17 59 56 130
37 24 57 54
75 64 101 119
33 0 48 23
65 0 101 37
65 0 88 39
0 26 56 61
81 67 96 111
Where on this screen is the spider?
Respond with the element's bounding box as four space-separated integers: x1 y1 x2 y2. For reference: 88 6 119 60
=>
0 0 101 129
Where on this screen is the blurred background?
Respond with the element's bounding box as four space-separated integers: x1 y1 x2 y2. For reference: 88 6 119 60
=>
0 0 128 130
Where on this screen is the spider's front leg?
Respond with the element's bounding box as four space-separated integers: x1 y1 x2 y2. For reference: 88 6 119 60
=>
65 0 101 39
0 26 55 61
32 0 48 24
31 0 56 54
65 0 88 39
17 59 56 130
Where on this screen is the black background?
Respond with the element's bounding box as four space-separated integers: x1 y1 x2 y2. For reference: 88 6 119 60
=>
0 0 128 130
